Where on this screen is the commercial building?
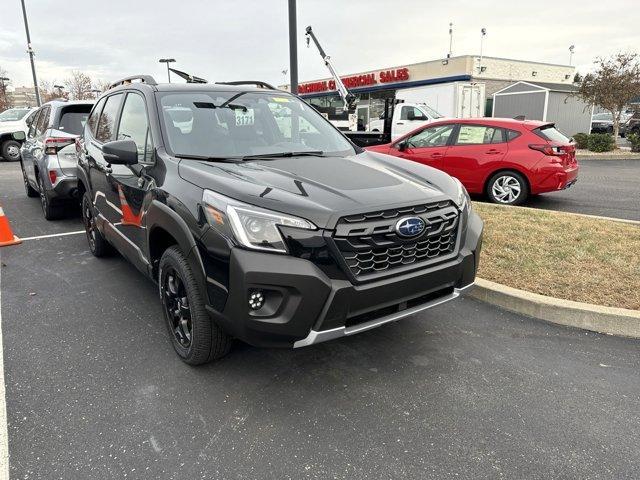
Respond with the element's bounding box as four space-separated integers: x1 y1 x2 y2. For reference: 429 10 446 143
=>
7 86 38 108
283 55 575 128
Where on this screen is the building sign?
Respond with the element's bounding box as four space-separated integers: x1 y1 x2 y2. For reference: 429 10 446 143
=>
299 67 410 94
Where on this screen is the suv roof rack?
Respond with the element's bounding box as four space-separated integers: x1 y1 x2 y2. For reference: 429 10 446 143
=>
216 81 276 90
108 75 157 90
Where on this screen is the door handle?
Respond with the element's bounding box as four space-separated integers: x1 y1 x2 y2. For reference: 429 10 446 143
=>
485 149 502 155
396 122 404 125
430 152 444 158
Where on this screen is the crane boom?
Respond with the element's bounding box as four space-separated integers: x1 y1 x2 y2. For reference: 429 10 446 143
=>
305 26 356 112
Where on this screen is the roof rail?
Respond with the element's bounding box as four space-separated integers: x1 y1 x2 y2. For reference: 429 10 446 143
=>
108 75 157 90
216 81 277 90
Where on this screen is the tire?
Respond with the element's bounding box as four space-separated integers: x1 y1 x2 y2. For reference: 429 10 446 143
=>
1 140 22 162
21 163 38 197
81 192 111 257
159 246 231 365
37 174 62 220
486 171 529 206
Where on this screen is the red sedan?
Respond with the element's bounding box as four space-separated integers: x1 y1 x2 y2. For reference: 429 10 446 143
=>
366 118 579 205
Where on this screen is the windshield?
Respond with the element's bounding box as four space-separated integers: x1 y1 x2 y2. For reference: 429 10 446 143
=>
158 91 356 158
592 113 611 121
0 108 30 122
418 104 444 119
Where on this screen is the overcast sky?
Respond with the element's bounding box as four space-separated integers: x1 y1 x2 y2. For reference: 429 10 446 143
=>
1 0 639 90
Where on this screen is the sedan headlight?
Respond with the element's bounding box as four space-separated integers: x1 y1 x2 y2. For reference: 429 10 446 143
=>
202 190 316 253
452 177 471 211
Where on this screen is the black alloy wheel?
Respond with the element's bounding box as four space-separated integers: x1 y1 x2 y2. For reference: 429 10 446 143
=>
159 246 231 365
163 267 193 349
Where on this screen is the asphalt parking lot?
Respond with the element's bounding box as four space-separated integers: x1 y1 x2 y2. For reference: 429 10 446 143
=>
523 159 640 221
1 161 640 479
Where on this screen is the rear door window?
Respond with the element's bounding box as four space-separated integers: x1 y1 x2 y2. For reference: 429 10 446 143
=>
28 109 42 138
58 105 92 135
505 129 521 142
34 106 50 137
455 124 504 145
96 94 124 143
87 97 106 137
535 125 571 143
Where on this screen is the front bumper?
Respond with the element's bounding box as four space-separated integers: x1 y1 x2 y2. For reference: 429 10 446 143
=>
206 211 483 348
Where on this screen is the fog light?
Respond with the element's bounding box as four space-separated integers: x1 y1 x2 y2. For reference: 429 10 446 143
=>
248 290 265 310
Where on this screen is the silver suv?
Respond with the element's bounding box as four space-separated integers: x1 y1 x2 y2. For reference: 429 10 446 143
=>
19 100 94 219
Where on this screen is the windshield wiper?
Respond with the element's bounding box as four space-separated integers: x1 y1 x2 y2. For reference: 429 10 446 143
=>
175 154 241 163
240 150 325 160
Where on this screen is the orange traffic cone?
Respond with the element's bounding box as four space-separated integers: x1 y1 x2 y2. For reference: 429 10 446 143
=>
117 185 143 227
0 204 21 247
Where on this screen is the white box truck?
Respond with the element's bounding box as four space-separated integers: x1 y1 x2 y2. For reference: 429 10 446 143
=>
396 82 485 119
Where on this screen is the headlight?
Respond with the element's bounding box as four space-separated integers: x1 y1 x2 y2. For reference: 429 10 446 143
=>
202 189 316 253
452 177 471 211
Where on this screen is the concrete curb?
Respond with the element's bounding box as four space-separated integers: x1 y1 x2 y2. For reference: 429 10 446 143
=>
577 155 640 160
470 278 640 338
472 201 640 226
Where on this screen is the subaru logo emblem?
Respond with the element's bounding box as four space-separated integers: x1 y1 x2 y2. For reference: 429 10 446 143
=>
395 216 426 238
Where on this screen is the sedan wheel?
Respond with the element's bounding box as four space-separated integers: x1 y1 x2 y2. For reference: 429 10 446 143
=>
487 172 528 206
1 140 21 162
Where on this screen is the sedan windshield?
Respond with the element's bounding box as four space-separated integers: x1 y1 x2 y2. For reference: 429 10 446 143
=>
158 91 356 159
0 108 30 122
592 113 612 121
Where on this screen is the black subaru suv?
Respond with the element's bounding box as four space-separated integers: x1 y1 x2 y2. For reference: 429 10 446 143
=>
77 75 483 364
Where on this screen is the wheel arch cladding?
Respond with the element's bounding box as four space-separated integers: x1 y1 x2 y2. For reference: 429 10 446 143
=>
145 200 209 303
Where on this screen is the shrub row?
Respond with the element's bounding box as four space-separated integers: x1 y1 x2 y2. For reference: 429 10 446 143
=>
572 132 615 152
627 133 640 153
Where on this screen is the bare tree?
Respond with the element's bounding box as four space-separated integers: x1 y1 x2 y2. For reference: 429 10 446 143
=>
95 78 112 95
576 53 640 142
64 70 93 100
0 66 11 111
40 80 69 102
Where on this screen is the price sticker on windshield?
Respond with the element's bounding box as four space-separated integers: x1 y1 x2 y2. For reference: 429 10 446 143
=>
235 108 255 126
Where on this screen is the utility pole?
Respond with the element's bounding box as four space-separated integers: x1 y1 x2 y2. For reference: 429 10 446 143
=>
569 45 575 66
20 0 41 106
288 0 298 94
448 22 453 58
159 58 176 83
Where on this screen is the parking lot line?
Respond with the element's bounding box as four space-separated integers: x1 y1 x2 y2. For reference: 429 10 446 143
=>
0 250 10 479
19 230 85 242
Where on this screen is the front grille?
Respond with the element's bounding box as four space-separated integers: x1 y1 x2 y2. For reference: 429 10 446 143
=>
333 201 459 280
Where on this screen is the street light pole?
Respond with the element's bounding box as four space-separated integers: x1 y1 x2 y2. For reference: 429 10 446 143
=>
479 28 487 73
159 58 176 83
20 0 41 106
569 45 575 66
288 0 298 94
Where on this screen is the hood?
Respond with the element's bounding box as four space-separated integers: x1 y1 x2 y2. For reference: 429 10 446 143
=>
178 151 460 228
0 121 24 134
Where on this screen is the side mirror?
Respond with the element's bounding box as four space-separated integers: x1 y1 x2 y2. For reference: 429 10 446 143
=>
12 131 26 141
397 141 407 152
102 140 139 165
407 111 416 121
